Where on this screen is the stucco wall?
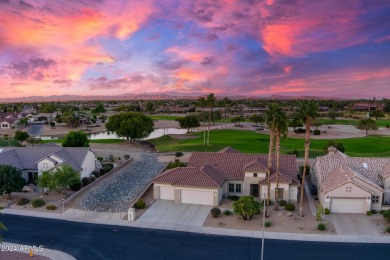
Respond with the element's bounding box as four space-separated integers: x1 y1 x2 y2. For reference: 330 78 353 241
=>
37 159 55 174
80 150 97 178
259 183 291 202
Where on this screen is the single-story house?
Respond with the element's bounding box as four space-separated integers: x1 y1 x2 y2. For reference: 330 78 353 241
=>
0 118 19 129
0 146 97 184
311 147 390 213
153 147 299 206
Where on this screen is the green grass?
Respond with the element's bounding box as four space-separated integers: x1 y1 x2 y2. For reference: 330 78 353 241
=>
41 139 125 144
148 129 390 158
0 138 21 147
148 115 184 121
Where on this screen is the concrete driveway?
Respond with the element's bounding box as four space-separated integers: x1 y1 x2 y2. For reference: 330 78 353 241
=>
332 214 378 236
137 200 211 227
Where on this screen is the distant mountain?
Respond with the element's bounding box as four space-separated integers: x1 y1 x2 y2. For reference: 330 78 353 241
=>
0 92 381 103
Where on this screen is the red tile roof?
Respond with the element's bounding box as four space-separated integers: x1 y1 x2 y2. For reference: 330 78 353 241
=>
217 146 241 153
242 158 268 172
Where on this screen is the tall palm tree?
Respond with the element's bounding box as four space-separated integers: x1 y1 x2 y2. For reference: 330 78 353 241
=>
297 100 319 217
222 97 231 129
273 109 289 211
206 93 216 146
196 97 207 145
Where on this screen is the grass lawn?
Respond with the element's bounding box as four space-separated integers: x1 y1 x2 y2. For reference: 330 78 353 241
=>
0 138 21 147
148 115 184 121
41 139 125 144
148 129 390 158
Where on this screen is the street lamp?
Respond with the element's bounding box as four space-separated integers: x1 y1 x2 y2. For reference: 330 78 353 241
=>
261 192 266 260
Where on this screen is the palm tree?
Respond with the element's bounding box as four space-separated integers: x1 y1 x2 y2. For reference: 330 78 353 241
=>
273 109 289 211
297 100 319 217
206 93 216 146
222 97 231 129
196 97 207 145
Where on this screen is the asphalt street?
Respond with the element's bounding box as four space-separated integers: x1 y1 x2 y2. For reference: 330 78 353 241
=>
1 214 389 260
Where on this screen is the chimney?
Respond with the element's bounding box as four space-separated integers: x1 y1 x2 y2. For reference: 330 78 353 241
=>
328 146 337 155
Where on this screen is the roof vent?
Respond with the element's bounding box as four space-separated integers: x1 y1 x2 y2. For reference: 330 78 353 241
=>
363 163 368 169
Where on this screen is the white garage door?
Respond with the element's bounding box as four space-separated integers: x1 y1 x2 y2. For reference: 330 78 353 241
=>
181 190 214 205
160 186 174 200
330 198 365 213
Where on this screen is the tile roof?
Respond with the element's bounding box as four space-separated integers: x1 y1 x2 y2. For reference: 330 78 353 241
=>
217 146 241 153
315 156 390 189
242 158 268 172
188 152 297 182
0 147 91 172
260 173 300 185
154 165 225 188
1 118 18 124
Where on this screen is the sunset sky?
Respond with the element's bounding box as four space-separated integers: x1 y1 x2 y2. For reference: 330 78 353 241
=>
1 0 390 99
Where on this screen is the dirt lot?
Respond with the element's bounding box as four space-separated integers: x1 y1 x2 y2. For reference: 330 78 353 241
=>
369 214 390 235
204 194 335 234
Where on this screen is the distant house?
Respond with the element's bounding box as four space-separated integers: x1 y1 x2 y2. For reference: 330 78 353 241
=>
153 147 299 206
311 147 390 213
350 103 384 112
0 147 97 184
0 118 19 129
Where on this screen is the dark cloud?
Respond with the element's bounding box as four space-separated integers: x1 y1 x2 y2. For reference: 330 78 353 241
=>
201 56 215 65
188 8 214 23
158 59 184 71
89 74 152 90
8 57 56 80
53 79 72 87
0 0 10 4
19 0 34 9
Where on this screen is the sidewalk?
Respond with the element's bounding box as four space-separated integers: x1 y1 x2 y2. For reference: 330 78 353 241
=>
3 208 390 244
1 242 75 260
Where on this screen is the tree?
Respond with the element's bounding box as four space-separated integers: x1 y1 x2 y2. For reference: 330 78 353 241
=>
51 164 81 194
232 196 262 221
145 102 155 114
19 117 28 126
14 130 29 144
369 110 385 120
324 141 345 153
62 131 89 147
0 164 26 198
177 115 200 131
36 171 54 190
41 103 56 122
196 97 206 121
231 115 245 125
327 108 337 122
92 103 106 114
106 112 154 143
312 119 322 130
356 118 378 134
249 114 264 126
206 93 216 146
297 100 319 217
289 117 303 131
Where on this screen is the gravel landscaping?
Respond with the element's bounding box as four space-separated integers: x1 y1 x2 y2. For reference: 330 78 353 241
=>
79 154 166 212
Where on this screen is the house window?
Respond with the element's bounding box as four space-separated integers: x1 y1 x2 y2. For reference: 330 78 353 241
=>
235 184 241 193
253 173 258 177
229 183 235 192
276 188 284 200
372 196 379 204
346 186 352 192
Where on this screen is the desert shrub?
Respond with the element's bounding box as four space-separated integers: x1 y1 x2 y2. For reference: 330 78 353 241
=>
313 129 321 135
175 152 184 157
108 154 115 162
386 125 389 128
317 223 326 231
371 209 377 214
224 210 232 216
380 210 385 215
294 128 305 134
100 164 113 175
135 199 146 209
124 154 130 160
166 159 187 169
285 204 295 211
265 221 272 227
69 180 82 191
366 211 372 216
31 198 46 208
97 157 103 161
383 209 390 221
324 208 331 215
82 176 96 187
386 226 390 233
278 200 287 206
46 204 57 211
211 208 221 218
228 195 240 201
16 197 30 206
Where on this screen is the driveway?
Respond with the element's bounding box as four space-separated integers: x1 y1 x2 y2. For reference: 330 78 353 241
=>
332 214 378 236
137 200 211 227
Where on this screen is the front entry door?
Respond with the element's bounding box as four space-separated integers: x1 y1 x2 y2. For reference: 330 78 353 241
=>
251 184 259 197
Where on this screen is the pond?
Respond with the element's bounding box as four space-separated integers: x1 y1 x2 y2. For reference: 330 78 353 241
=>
40 128 188 141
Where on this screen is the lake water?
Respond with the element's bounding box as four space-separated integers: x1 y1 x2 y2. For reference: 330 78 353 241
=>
40 128 188 141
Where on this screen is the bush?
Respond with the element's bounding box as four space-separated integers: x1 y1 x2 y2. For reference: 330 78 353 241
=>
97 157 103 161
294 128 305 134
224 210 232 216
324 208 331 215
278 200 287 206
124 154 130 160
317 223 326 231
366 211 372 216
380 210 385 215
228 195 240 201
371 209 377 214
16 197 30 206
286 149 300 157
69 180 82 191
386 226 390 233
313 129 321 135
383 209 390 221
285 204 295 211
101 164 113 174
265 221 272 227
46 204 57 211
175 152 184 157
211 208 221 218
31 198 46 208
82 176 96 187
135 199 146 209
386 125 389 128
